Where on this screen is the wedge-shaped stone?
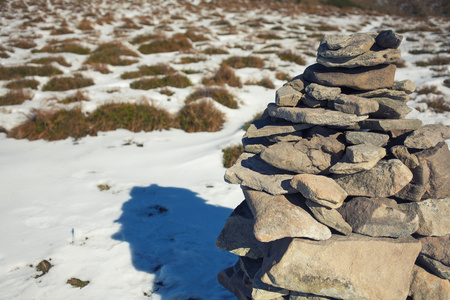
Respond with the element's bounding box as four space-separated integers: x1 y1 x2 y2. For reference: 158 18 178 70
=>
321 34 353 50
330 144 386 174
267 103 367 127
375 30 403 49
355 88 409 102
318 33 375 58
317 48 401 68
290 174 348 209
243 188 332 242
286 74 307 92
304 63 396 91
289 292 335 299
334 94 379 116
225 152 296 195
418 254 450 279
338 197 419 238
409 265 450 300
305 83 341 101
333 159 413 197
246 121 312 139
404 124 450 149
369 97 412 119
418 235 450 266
260 235 421 300
391 79 416 94
276 85 303 107
399 197 450 236
305 200 352 235
218 263 252 299
260 130 345 174
358 118 423 132
391 145 420 168
252 268 289 300
242 136 271 154
345 130 389 146
216 200 267 259
396 142 450 201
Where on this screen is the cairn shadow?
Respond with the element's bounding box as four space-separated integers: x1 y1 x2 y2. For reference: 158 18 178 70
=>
112 184 235 299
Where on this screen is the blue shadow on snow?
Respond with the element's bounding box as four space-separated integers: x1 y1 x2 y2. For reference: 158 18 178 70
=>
112 184 236 299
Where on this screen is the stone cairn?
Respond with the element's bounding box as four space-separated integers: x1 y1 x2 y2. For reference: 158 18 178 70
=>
216 30 450 300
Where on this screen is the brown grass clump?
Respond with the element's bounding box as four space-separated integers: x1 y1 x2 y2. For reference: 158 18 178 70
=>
78 19 94 31
222 56 264 69
275 71 290 81
257 32 283 40
176 100 225 133
0 65 62 80
186 87 238 109
178 56 206 64
415 55 450 67
85 41 139 66
34 41 90 55
61 90 90 104
121 64 175 79
9 39 37 49
278 50 306 65
222 144 243 168
185 29 209 42
42 74 94 91
202 66 242 88
8 108 91 141
202 47 229 55
245 77 275 89
130 33 163 45
138 35 192 54
130 74 192 90
6 79 40 89
0 89 34 105
392 59 407 68
30 56 71 67
50 26 74 35
425 95 450 113
416 85 443 95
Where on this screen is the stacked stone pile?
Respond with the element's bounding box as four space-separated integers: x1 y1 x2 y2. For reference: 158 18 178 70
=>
216 30 450 300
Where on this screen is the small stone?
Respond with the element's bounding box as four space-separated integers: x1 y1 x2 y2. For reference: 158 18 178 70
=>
358 118 423 132
333 94 379 116
290 174 348 209
305 83 341 101
224 152 296 195
302 95 327 108
399 197 450 236
317 48 401 68
267 103 368 127
391 145 420 168
246 121 312 139
391 79 416 94
286 74 307 92
260 235 421 300
318 33 375 58
218 264 253 299
404 124 450 149
419 235 450 266
276 85 303 107
417 254 450 279
409 265 450 300
243 188 332 242
239 257 263 280
330 144 386 174
304 63 396 91
242 136 271 154
267 132 303 143
289 292 334 300
369 97 412 119
345 130 389 147
215 200 267 259
338 197 419 238
333 159 413 197
252 268 290 300
321 34 353 50
305 199 353 235
355 88 409 102
375 30 403 49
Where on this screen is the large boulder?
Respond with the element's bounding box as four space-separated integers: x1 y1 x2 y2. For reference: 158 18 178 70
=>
408 265 450 300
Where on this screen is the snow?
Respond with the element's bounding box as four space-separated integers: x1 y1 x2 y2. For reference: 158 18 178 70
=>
0 1 449 299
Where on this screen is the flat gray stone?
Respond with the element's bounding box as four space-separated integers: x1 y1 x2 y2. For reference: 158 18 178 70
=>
260 235 421 300
375 30 403 49
267 132 303 143
246 121 312 139
224 152 296 195
334 94 379 116
290 174 348 209
321 34 353 50
286 74 307 92
418 254 450 279
345 130 389 146
391 79 416 94
399 197 450 236
318 33 375 58
369 97 412 119
218 264 252 299
418 235 450 266
304 63 396 91
242 136 271 154
330 144 386 174
338 197 419 238
267 103 368 127
333 159 413 197
317 48 401 68
252 268 289 300
409 265 450 300
404 124 450 149
216 200 267 259
302 95 326 108
355 88 409 102
305 83 341 101
305 199 352 235
358 118 423 132
391 145 420 168
243 188 332 242
276 85 303 107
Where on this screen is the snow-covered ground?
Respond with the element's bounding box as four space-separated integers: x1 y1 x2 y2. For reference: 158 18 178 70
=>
0 1 449 299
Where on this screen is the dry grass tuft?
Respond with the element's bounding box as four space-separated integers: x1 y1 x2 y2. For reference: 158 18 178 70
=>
176 100 225 133
416 85 443 95
415 55 450 67
138 35 192 54
9 39 37 49
0 65 62 80
85 41 139 66
34 41 90 55
6 79 39 90
0 89 34 106
278 50 306 65
178 56 206 64
424 95 450 113
61 90 90 104
257 32 283 40
130 33 163 45
50 26 74 35
222 56 264 69
78 19 94 31
121 64 175 79
222 144 244 168
275 71 290 81
185 29 209 42
130 74 192 90
186 87 238 109
42 74 94 91
202 47 229 55
245 77 275 89
202 66 242 88
30 56 71 67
